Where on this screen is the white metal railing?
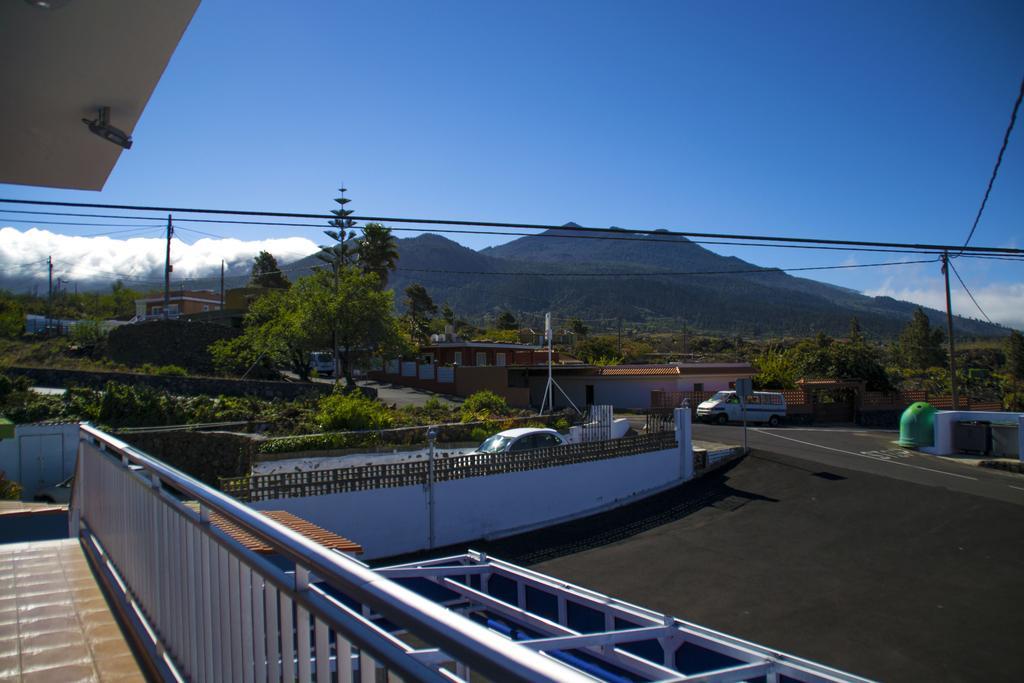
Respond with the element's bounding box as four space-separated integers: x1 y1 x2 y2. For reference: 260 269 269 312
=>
70 424 591 683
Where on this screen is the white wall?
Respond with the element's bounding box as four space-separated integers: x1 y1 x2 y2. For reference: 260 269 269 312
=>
922 411 1024 458
257 409 694 560
0 423 80 500
529 375 744 410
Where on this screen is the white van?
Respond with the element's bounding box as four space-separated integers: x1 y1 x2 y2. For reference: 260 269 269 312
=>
308 351 335 377
696 390 786 426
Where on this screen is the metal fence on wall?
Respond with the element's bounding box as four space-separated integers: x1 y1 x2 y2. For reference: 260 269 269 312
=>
223 431 679 503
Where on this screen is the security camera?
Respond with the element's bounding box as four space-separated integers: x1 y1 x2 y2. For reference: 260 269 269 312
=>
82 106 133 149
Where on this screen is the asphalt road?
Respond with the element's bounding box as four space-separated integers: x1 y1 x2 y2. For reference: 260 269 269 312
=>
429 424 1024 682
692 422 1024 506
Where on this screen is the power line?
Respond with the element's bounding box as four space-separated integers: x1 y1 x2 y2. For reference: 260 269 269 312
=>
5 204 1024 260
947 260 994 324
387 257 938 278
961 75 1024 252
1 197 1021 256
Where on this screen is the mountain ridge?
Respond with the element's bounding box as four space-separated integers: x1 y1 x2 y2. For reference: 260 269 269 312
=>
282 228 1009 339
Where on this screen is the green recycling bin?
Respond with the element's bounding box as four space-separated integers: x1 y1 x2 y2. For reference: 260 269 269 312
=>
898 402 936 448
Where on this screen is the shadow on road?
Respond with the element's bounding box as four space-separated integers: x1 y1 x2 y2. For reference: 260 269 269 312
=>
375 458 778 567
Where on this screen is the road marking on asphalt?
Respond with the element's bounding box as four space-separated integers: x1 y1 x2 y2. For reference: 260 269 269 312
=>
753 429 978 480
1009 485 1024 492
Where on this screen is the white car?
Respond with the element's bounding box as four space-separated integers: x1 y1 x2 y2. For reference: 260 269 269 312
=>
474 428 568 454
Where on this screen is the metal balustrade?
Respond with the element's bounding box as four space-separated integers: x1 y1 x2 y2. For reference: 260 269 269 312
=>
70 424 592 682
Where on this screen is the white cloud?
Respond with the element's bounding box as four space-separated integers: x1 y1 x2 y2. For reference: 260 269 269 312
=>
0 227 318 288
866 275 1024 331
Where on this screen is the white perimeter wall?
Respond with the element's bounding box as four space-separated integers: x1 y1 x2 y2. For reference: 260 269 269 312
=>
529 376 740 411
255 410 693 560
922 411 1024 458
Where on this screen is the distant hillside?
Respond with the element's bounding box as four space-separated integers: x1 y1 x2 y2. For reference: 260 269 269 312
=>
281 228 1009 339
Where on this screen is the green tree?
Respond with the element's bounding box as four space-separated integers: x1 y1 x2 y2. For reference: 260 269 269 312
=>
848 317 864 344
897 307 946 370
754 345 800 389
1008 329 1024 381
249 251 290 289
357 223 399 288
211 269 407 386
109 280 140 319
0 294 24 338
574 336 622 365
404 284 437 344
569 317 589 338
496 311 517 330
441 304 456 326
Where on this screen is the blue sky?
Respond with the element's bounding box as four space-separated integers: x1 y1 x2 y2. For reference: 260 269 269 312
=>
2 1 1023 326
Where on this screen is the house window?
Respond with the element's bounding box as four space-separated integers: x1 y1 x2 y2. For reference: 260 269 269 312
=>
496 352 506 367
476 352 488 366
453 351 462 365
693 383 704 392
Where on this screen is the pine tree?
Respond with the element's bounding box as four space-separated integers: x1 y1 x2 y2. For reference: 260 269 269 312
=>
1008 329 1024 381
318 185 359 274
249 251 290 289
897 307 947 370
404 284 437 343
357 223 399 288
848 317 864 344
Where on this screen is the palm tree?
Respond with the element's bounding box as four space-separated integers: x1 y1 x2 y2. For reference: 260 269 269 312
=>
358 223 399 288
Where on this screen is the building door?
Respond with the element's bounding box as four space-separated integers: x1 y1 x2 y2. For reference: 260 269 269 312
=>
18 434 63 499
585 385 595 406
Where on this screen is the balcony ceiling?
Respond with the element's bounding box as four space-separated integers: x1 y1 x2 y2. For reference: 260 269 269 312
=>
0 0 200 191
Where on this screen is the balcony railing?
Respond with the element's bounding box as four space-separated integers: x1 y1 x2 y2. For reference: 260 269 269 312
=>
70 424 591 682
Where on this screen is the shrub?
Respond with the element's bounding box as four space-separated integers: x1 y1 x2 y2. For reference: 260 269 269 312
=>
259 431 382 454
70 319 107 347
0 471 22 501
315 391 394 431
139 363 188 377
460 391 510 422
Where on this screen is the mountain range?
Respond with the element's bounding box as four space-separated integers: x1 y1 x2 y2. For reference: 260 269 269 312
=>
282 226 1009 339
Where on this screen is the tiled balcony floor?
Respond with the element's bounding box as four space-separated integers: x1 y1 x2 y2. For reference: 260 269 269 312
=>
0 539 144 682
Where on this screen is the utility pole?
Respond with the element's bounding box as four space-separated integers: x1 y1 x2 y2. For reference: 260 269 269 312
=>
46 256 52 336
941 252 959 410
219 259 225 316
617 317 622 357
163 214 173 319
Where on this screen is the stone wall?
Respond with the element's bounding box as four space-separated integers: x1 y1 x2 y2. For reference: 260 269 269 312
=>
119 430 263 488
7 366 331 401
106 319 239 375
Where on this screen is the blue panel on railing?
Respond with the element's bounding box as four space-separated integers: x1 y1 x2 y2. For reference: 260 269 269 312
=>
524 586 558 623
566 599 605 634
675 641 745 675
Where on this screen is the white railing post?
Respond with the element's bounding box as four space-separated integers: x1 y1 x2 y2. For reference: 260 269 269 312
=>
675 407 693 481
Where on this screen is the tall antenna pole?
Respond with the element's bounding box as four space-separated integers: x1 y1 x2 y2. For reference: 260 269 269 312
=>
941 252 959 409
163 214 173 320
546 312 553 414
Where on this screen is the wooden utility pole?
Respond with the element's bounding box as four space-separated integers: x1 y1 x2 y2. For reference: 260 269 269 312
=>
46 255 52 335
941 252 959 410
163 214 173 319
